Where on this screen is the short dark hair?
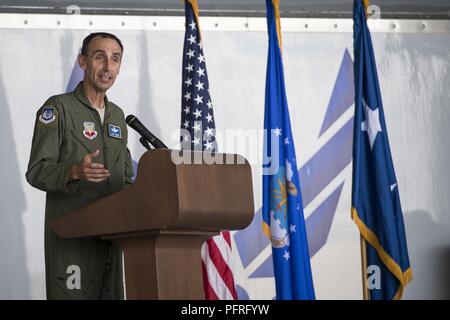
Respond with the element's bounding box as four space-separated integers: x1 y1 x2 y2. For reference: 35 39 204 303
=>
81 32 123 56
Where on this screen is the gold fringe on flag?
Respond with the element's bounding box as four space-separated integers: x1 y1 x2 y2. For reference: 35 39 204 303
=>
186 0 202 39
363 0 370 18
363 0 370 11
272 0 283 52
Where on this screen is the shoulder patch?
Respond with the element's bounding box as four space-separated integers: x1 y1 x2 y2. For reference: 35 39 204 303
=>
39 106 56 124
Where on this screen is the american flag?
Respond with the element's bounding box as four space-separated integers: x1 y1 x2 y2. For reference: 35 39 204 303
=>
180 0 238 300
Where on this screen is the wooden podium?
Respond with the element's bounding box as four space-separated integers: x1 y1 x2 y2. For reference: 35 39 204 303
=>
51 149 254 300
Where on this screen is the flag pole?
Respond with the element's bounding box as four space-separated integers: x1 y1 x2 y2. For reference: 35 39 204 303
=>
359 0 370 299
360 235 370 300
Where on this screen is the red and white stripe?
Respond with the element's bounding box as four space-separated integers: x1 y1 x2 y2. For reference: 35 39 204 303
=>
201 231 238 300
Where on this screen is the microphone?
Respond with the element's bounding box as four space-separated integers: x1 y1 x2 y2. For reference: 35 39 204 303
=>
126 115 168 149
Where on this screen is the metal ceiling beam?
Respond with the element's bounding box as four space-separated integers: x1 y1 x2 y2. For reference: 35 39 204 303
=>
0 2 449 19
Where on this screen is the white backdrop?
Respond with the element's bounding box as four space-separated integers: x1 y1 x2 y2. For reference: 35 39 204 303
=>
0 14 449 299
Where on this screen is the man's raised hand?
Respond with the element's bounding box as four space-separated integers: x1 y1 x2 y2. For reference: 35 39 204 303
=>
69 149 110 183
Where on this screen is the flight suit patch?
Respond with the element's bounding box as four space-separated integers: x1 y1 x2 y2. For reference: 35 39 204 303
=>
108 124 122 139
39 106 56 124
82 122 97 140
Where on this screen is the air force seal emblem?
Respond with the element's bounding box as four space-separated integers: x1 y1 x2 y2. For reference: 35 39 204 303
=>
108 124 122 139
39 107 56 124
82 122 97 140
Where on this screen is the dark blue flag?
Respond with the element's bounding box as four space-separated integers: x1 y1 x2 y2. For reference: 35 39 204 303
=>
261 0 315 300
66 52 84 92
352 0 412 299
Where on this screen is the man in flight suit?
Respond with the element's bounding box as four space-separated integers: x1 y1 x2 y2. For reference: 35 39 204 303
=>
26 32 134 299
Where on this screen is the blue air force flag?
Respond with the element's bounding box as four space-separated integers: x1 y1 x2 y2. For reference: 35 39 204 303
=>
261 0 315 300
352 0 412 300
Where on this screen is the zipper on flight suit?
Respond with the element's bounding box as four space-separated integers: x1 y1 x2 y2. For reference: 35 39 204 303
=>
91 107 109 187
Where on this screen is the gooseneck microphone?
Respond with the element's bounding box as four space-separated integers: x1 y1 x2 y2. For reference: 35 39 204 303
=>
125 115 168 149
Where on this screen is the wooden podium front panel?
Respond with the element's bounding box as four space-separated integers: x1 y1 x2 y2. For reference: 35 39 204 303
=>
155 234 208 300
113 231 216 300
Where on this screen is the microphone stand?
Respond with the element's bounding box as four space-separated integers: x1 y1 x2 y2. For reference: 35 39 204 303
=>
139 136 152 150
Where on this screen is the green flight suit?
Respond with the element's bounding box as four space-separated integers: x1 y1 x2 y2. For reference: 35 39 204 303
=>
26 82 134 300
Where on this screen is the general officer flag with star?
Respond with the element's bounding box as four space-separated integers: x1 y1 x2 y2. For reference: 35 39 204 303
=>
352 0 412 300
261 0 315 300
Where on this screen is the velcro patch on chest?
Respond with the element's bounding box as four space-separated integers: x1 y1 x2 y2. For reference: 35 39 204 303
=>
39 106 56 124
108 124 122 139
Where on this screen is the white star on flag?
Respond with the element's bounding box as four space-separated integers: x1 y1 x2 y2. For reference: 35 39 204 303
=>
187 35 196 45
205 127 214 136
192 122 201 132
273 127 282 137
283 251 290 261
193 109 202 118
186 49 195 59
195 81 204 91
361 99 382 150
193 137 200 146
196 67 205 77
204 140 213 150
194 94 203 105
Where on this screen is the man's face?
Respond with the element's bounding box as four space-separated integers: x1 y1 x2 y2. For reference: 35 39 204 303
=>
79 36 122 93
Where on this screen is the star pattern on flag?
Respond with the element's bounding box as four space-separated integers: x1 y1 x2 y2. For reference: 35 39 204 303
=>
273 127 282 137
290 224 296 233
180 15 217 152
361 99 382 150
181 3 238 301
